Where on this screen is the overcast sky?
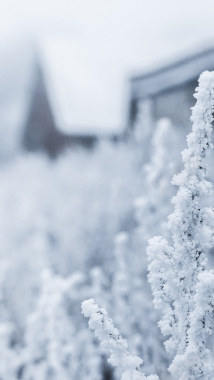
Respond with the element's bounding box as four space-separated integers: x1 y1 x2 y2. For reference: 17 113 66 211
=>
1 0 214 131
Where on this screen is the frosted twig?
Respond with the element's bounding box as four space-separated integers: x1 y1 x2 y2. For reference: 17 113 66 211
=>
82 299 159 380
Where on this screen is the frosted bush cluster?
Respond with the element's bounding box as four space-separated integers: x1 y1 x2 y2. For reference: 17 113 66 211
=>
0 141 142 327
0 71 214 380
0 141 143 379
83 72 214 380
109 117 182 378
19 270 102 380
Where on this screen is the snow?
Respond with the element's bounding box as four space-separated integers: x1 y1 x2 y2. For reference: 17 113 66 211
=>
39 36 123 134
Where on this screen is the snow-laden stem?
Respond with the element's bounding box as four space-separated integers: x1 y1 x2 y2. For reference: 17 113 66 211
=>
148 71 214 380
81 299 159 380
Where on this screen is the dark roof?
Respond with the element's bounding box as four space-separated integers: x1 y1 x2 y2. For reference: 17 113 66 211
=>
130 47 214 99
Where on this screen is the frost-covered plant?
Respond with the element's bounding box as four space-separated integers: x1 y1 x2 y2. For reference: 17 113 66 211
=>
127 118 180 377
111 232 166 378
83 72 214 380
132 99 154 163
147 71 214 380
82 299 159 380
0 261 19 380
20 270 76 380
20 270 102 380
107 120 180 379
0 140 142 330
89 266 113 379
111 232 131 337
134 117 180 241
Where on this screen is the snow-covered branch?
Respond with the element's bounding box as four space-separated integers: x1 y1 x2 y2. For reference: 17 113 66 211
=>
82 299 159 380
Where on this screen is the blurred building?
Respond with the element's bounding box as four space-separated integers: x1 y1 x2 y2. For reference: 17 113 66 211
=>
0 40 121 159
128 47 214 131
23 62 97 158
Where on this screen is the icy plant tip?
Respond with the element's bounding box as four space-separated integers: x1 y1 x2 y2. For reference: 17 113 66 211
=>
81 299 159 380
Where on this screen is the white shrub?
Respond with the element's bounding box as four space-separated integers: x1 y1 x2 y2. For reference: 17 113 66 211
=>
148 71 214 379
84 71 214 380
